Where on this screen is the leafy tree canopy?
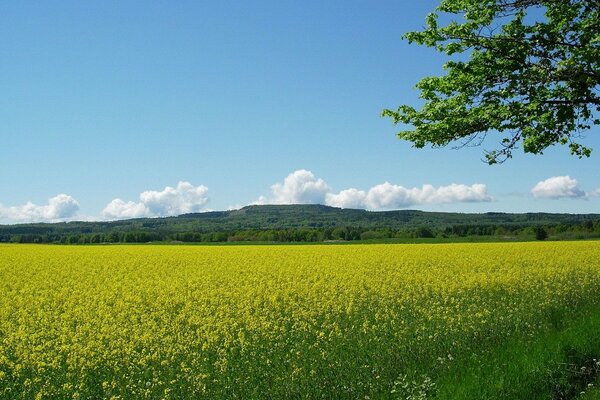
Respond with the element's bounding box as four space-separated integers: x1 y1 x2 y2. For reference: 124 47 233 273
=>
383 0 600 164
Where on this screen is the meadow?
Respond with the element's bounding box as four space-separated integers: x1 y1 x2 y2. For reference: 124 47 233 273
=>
0 242 599 399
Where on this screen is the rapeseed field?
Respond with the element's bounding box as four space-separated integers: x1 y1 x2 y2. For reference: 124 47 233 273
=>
0 242 599 399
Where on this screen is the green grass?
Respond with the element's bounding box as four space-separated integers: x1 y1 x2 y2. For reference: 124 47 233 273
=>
581 387 600 399
433 305 600 400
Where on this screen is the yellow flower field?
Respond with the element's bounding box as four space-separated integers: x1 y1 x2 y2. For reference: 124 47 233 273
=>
0 242 599 399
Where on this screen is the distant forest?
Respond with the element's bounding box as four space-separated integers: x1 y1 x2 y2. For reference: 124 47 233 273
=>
1 205 599 244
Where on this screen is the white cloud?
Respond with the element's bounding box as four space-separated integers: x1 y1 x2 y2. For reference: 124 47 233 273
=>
327 182 491 210
531 176 586 199
257 169 330 205
140 181 209 215
325 188 367 209
102 199 149 219
102 181 209 219
257 170 492 210
0 194 80 222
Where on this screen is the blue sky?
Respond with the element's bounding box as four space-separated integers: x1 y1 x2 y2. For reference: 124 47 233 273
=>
1 1 598 223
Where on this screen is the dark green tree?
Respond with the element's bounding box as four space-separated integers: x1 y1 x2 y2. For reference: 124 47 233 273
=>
535 226 548 240
383 0 600 164
415 226 435 238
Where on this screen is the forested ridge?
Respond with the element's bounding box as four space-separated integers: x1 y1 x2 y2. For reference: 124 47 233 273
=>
1 204 599 244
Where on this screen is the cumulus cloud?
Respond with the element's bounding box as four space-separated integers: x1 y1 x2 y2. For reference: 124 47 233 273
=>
102 199 149 219
102 181 209 219
531 176 586 199
0 194 80 222
257 170 492 210
325 188 367 209
255 169 330 205
326 182 491 210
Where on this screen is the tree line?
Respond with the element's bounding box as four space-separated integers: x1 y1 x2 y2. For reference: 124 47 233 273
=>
2 220 599 244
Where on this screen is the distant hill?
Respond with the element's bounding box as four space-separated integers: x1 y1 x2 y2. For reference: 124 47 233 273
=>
1 204 599 243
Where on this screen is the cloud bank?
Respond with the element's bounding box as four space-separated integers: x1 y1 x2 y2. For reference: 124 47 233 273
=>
0 194 80 222
531 176 587 199
256 170 492 210
326 182 492 210
102 181 209 219
6 173 597 224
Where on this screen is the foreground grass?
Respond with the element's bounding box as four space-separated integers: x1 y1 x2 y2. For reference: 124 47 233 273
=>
581 387 600 399
435 305 600 399
0 242 598 399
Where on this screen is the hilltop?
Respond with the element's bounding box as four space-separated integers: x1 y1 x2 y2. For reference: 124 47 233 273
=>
1 204 598 243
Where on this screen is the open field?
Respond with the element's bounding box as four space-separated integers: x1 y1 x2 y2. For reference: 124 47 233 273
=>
0 243 599 399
